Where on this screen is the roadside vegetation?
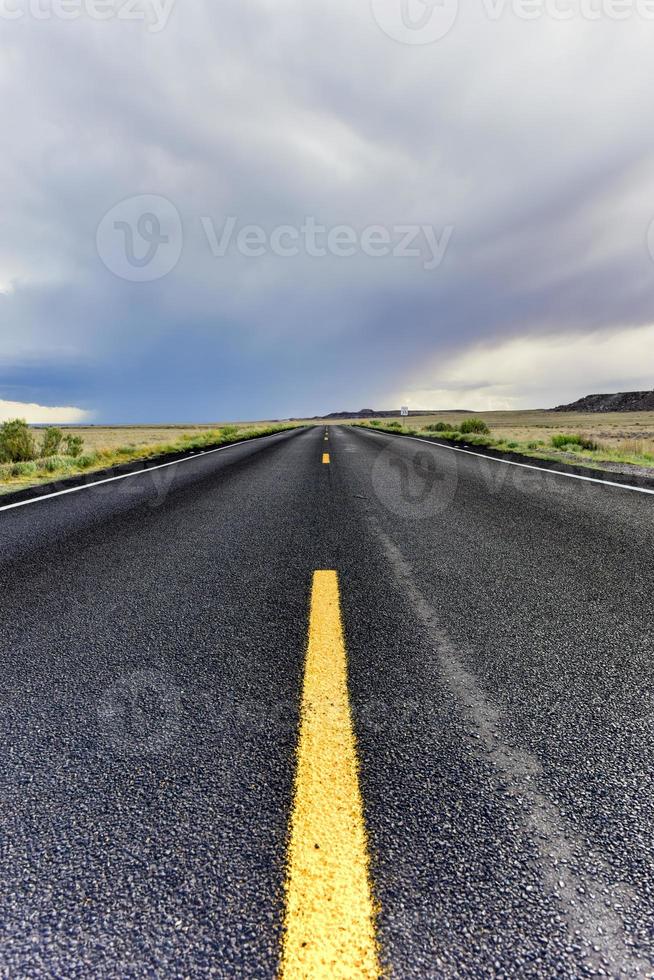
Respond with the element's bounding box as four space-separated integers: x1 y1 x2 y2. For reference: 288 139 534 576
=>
0 419 87 482
356 413 654 474
0 419 300 495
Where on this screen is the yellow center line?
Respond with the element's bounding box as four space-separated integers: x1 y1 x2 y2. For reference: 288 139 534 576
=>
282 570 379 979
322 453 330 464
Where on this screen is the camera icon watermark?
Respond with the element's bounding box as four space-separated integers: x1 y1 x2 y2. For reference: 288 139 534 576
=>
371 0 459 43
96 194 182 282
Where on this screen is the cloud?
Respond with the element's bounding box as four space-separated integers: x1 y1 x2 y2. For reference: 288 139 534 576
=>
397 323 654 410
1 2 654 418
0 399 92 424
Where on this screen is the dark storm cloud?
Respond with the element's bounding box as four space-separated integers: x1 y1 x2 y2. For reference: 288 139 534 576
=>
1 1 654 419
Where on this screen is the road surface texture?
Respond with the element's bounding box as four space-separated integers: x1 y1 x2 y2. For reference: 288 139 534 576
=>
1 424 653 977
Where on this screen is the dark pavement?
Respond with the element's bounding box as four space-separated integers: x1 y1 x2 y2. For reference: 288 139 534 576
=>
1 423 653 977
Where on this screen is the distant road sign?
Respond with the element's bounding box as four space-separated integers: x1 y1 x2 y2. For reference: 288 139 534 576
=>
400 406 409 417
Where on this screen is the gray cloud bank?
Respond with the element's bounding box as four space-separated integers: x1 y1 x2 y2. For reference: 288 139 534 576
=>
1 1 654 419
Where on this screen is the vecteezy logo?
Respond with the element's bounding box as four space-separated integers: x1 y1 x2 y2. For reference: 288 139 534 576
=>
371 444 458 518
96 194 182 282
370 0 458 43
97 669 182 757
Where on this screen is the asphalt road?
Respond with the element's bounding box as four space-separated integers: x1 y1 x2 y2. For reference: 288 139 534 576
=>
1 423 653 978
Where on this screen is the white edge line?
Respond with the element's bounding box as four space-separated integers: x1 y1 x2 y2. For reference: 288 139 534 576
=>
0 433 288 514
360 427 654 497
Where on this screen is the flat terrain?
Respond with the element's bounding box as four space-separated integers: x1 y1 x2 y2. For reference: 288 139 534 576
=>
319 410 654 473
386 407 654 442
326 408 654 447
53 424 272 452
4 410 649 498
0 425 652 976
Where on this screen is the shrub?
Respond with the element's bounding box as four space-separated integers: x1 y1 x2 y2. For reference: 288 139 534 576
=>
0 419 36 462
220 425 239 438
63 434 84 457
10 461 37 477
463 434 493 446
425 421 455 432
387 421 402 429
581 437 601 451
38 455 74 473
551 433 580 448
40 427 63 457
369 420 381 427
551 433 598 451
460 418 490 435
77 453 99 468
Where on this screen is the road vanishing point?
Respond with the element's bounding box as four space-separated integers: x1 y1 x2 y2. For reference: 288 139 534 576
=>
1 424 653 977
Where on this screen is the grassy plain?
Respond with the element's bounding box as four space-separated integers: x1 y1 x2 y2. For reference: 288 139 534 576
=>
339 410 654 474
53 424 262 451
3 410 653 496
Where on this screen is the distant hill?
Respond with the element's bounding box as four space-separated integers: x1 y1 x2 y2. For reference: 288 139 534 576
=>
301 408 473 420
552 390 654 413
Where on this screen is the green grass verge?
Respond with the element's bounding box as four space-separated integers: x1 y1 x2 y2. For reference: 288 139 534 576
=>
0 423 302 496
355 421 654 473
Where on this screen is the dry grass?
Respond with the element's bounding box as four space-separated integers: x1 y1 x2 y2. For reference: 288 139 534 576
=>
326 409 654 441
347 410 654 473
53 424 266 452
3 411 653 495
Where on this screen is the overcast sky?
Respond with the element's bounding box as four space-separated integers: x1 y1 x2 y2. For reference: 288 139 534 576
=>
1 0 654 421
